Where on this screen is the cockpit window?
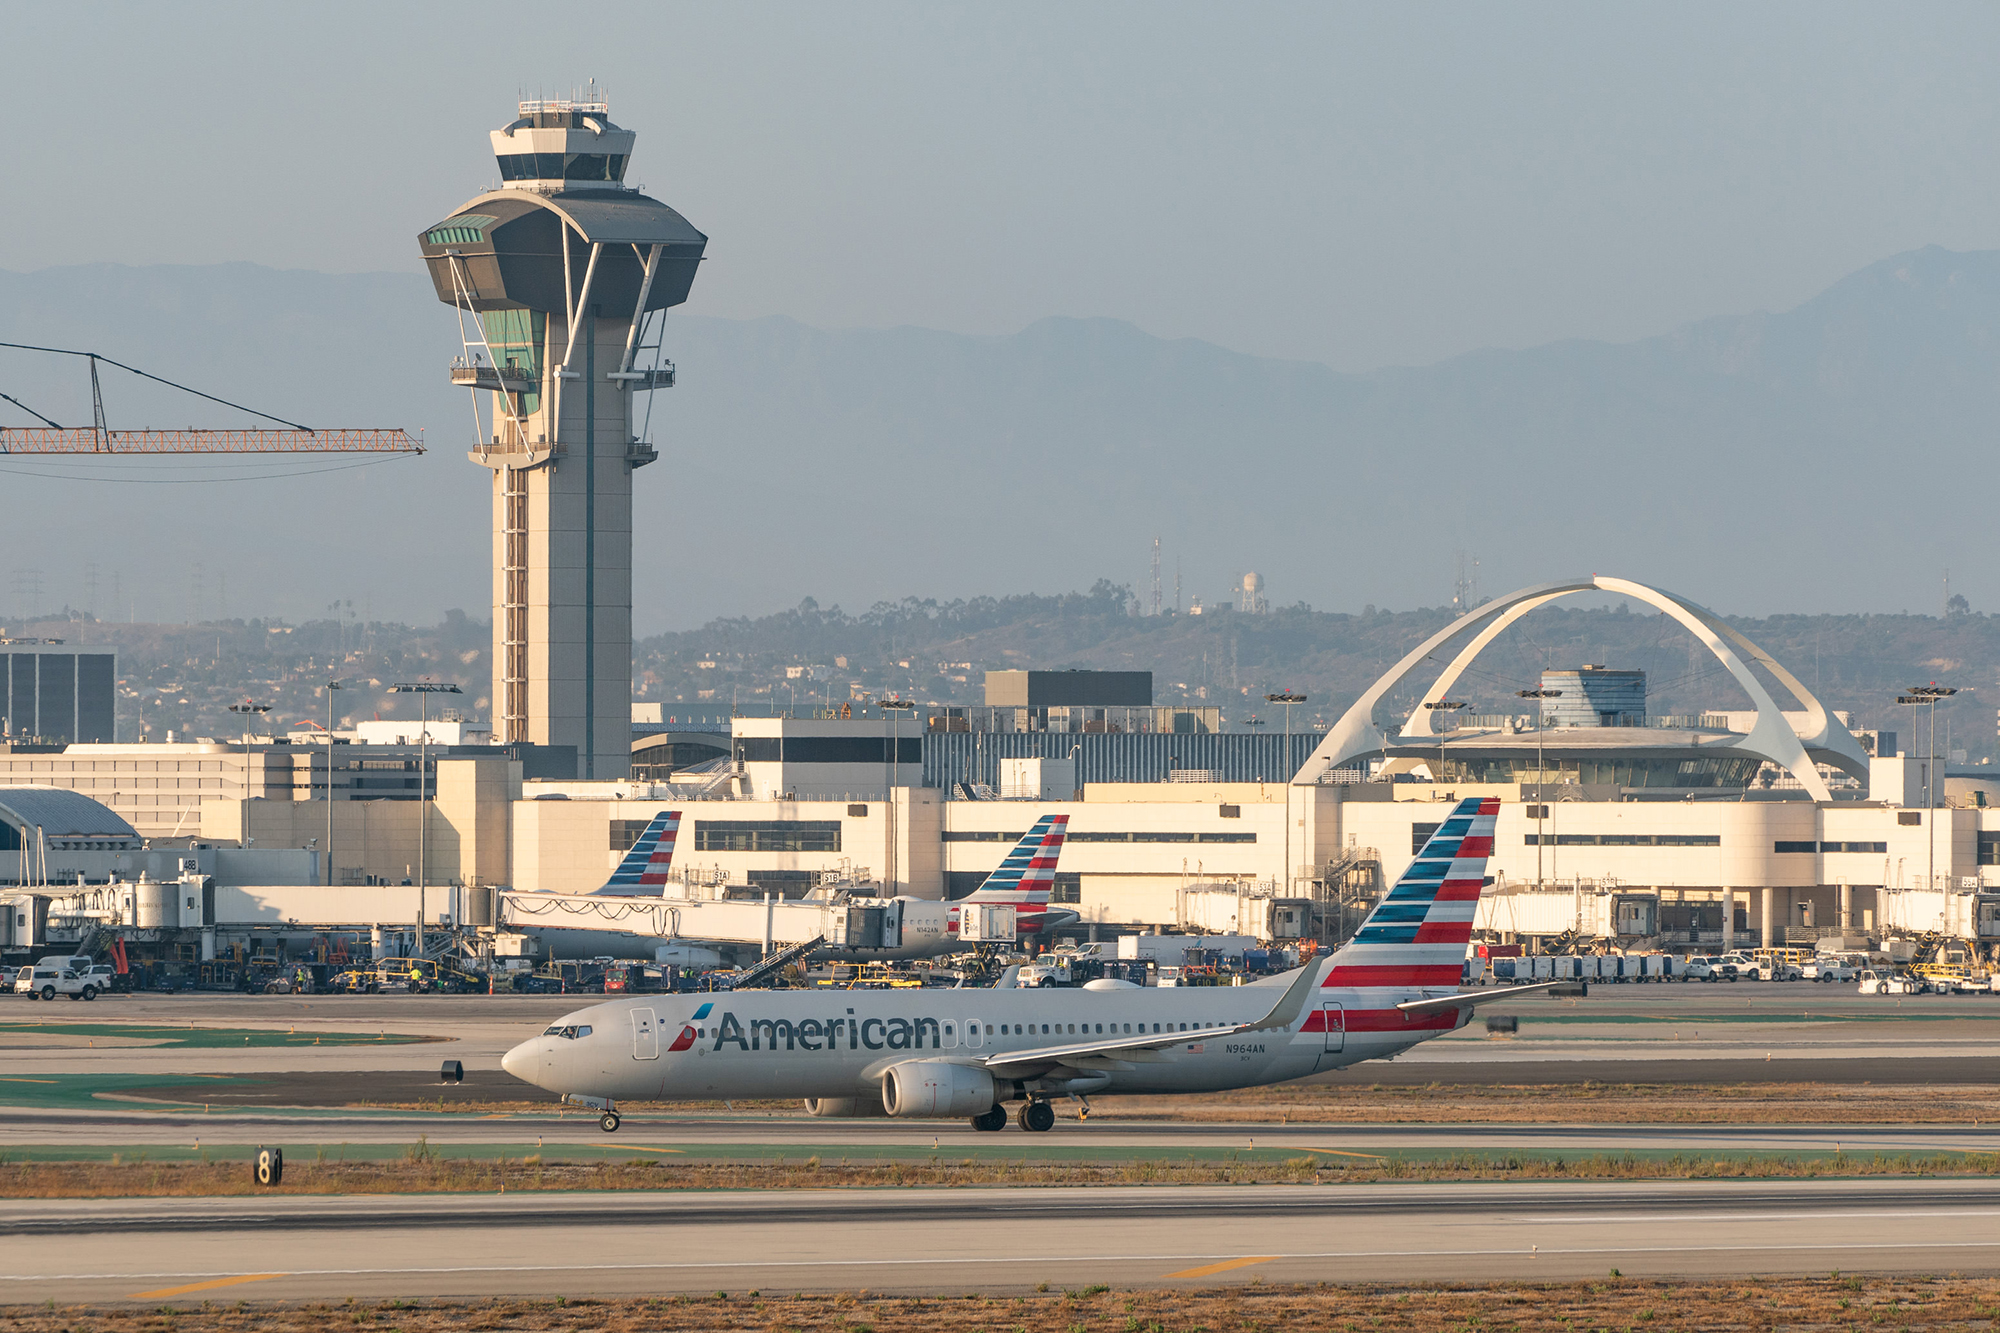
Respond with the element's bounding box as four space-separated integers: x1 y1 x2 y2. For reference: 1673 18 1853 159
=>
542 1024 594 1040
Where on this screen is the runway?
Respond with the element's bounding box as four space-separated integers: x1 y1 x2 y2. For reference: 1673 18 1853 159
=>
5 1179 1999 1302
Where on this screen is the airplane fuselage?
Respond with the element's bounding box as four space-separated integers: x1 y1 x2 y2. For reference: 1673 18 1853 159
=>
503 972 1463 1105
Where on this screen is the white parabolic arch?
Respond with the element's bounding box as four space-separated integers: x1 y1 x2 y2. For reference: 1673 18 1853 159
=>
1293 576 1871 802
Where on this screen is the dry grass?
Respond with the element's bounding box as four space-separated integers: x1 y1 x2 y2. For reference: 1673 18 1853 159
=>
9 1276 2000 1330
7 1146 2000 1198
354 1080 2000 1124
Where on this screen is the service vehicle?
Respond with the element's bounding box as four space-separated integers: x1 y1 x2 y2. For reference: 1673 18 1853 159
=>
1858 968 1923 996
503 797 1573 1134
1802 952 1862 983
14 956 102 1001
1680 955 1737 982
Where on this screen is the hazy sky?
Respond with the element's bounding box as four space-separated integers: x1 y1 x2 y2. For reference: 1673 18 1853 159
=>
10 1 2000 372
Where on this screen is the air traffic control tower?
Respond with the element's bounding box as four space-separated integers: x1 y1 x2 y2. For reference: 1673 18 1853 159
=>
418 97 706 778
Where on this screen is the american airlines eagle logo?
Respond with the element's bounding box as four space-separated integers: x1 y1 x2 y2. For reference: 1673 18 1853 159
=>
666 1001 713 1052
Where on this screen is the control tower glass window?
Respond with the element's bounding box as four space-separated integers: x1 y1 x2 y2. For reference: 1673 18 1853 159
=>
495 152 627 183
478 309 546 413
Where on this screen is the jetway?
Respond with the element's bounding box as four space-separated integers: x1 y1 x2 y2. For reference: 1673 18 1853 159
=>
498 889 1016 962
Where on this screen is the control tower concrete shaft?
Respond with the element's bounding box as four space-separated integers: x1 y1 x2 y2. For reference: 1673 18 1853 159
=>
418 97 706 778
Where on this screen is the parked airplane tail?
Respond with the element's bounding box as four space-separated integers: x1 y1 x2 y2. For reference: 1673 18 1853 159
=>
965 813 1069 904
592 810 682 897
1321 795 1498 989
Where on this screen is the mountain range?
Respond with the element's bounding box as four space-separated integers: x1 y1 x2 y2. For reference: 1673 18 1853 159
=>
1 246 1995 630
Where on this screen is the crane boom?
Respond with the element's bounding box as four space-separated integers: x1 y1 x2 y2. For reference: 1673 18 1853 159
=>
0 428 422 455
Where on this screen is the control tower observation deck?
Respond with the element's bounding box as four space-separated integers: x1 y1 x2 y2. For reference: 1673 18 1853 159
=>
417 98 706 779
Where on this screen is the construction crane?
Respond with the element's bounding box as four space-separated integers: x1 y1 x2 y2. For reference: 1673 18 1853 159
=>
0 343 420 455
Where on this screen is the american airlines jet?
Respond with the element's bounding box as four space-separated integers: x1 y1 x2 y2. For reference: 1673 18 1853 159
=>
513 812 1074 964
503 797 1550 1132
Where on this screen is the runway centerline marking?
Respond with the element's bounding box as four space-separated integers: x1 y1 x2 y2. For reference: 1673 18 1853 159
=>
127 1274 281 1299
1167 1256 1277 1279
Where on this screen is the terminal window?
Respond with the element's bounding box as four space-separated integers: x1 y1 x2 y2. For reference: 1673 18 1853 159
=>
1067 831 1255 844
1052 873 1081 904
609 819 654 851
693 820 841 853
1524 834 1720 847
1979 833 2000 866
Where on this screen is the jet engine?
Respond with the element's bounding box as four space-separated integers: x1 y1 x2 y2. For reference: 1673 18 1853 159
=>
881 1059 999 1118
803 1096 888 1118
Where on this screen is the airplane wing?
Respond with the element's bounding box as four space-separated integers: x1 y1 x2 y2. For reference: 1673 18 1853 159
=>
979 960 1321 1076
1393 979 1571 1014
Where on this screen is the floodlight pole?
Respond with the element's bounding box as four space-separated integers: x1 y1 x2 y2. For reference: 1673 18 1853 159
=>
325 680 345 887
1266 691 1307 895
878 698 916 893
390 682 463 957
1517 688 1563 892
227 702 272 850
1898 684 1959 892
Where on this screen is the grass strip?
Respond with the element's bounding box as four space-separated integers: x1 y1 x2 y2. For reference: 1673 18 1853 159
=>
6 1146 2000 1195
6 1275 2000 1329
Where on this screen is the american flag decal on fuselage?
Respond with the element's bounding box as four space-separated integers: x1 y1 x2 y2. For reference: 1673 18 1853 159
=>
1323 795 1497 990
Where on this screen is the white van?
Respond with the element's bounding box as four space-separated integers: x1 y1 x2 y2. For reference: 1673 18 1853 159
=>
13 956 100 1001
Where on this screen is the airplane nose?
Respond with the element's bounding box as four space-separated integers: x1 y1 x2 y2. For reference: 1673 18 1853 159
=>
501 1038 539 1085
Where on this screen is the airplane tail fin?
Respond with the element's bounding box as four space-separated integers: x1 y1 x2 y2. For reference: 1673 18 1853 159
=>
594 810 682 896
1322 795 1497 989
966 813 1069 902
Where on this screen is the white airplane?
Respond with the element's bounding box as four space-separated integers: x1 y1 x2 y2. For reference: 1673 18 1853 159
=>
503 796 1557 1132
514 812 1076 965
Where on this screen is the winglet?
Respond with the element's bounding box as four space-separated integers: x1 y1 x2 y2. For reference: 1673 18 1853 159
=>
1244 958 1323 1033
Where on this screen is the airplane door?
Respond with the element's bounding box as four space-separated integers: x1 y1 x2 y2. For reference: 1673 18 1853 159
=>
1321 1003 1344 1054
967 1018 984 1050
632 1008 660 1060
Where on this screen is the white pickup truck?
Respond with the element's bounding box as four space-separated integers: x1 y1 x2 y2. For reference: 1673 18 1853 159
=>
12 956 102 1002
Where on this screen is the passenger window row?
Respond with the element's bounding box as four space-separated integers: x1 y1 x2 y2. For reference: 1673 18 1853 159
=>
974 1021 1205 1037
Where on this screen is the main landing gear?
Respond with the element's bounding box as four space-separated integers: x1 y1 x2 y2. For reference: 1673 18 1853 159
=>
1016 1098 1055 1133
970 1104 1008 1132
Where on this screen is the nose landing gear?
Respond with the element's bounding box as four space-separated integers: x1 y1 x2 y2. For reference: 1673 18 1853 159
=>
561 1092 621 1133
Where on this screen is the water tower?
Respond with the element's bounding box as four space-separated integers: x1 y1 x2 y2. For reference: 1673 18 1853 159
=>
417 94 706 777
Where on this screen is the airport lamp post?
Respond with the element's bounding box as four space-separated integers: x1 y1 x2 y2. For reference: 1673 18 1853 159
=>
389 682 462 957
324 679 346 887
1265 691 1307 894
227 702 272 848
1516 688 1563 891
878 697 917 892
1899 684 1958 891
1422 700 1469 789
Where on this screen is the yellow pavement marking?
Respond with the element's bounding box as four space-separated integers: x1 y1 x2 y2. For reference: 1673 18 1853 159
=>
619 1145 685 1154
1166 1256 1278 1279
128 1274 282 1299
478 1113 514 1120
1299 1146 1386 1159
0 1077 58 1084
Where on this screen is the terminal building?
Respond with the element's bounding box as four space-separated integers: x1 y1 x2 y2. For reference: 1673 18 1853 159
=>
6 577 1997 963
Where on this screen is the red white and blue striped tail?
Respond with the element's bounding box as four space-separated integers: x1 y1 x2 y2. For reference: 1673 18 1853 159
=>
1322 795 1497 989
593 810 682 896
967 813 1069 903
